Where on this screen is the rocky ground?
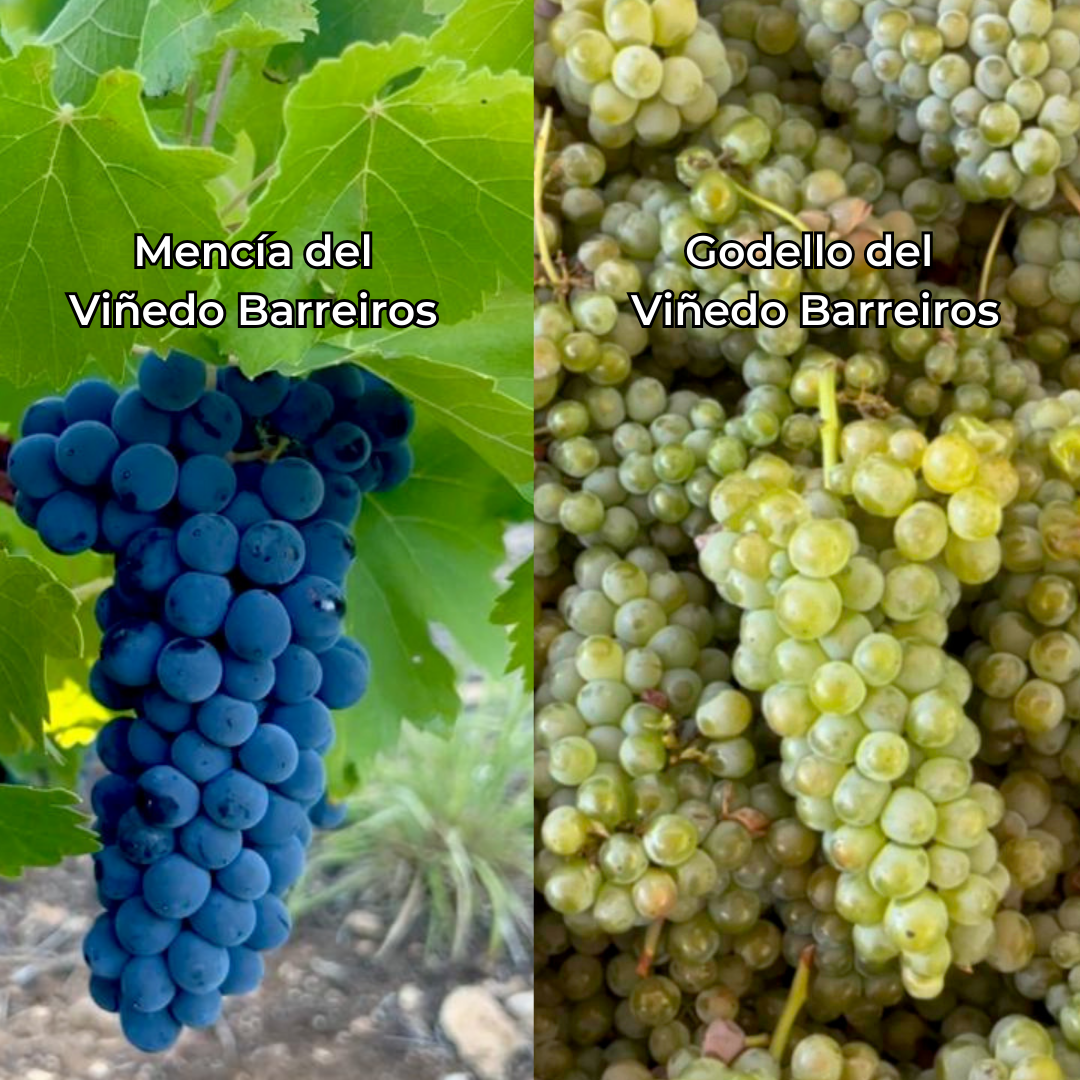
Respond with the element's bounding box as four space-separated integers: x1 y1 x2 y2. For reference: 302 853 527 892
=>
0 857 534 1080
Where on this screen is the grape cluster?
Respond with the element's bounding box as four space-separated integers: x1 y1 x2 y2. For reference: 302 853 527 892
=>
10 351 413 1051
796 0 1080 208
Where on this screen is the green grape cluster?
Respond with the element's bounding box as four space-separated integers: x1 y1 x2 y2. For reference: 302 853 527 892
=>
794 0 1080 208
537 0 739 147
699 421 1023 997
927 1015 1080 1080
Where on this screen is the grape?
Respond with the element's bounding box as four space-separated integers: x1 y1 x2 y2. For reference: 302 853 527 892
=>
84 915 131 979
170 989 223 1028
8 433 64 499
127 719 170 767
65 378 119 424
176 455 236 513
111 444 179 512
245 791 308 844
156 639 223 703
112 388 173 446
178 816 242 871
299 519 354 584
138 351 206 412
37 490 98 553
269 700 333 751
246 894 291 951
120 954 176 1012
120 527 182 594
164 572 232 636
221 654 276 701
194 695 259 748
171 731 232 783
100 619 167 686
94 847 143 903
113 897 181 956
219 947 263 995
176 513 239 574
317 640 369 708
141 854 211 919
273 748 325 803
273 644 323 703
55 420 119 486
202 770 269 830
218 367 289 416
215 849 270 901
21 395 65 436
254 837 307 894
224 590 292 662
223 491 272 531
312 422 373 472
260 458 325 521
166 930 230 992
177 391 242 455
120 1005 182 1052
237 725 299 785
188 889 257 949
270 381 334 441
117 808 175 865
238 520 306 585
135 766 201 828
279 575 346 643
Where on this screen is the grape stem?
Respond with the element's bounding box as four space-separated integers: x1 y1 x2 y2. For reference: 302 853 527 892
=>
977 203 1013 304
222 163 279 221
182 79 198 145
726 176 808 235
201 48 238 148
819 363 840 490
534 107 565 289
636 917 666 977
768 944 814 1062
1059 173 1080 216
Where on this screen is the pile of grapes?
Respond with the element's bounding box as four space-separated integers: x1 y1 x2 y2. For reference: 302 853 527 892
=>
8 351 413 1051
536 1 1080 1078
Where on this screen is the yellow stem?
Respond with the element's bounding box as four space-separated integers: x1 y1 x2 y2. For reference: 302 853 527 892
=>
769 944 814 1062
534 107 562 288
977 202 1013 303
819 364 840 490
1059 173 1080 216
727 176 809 234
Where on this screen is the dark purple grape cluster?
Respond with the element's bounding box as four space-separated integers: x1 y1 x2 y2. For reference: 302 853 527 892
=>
9 351 413 1051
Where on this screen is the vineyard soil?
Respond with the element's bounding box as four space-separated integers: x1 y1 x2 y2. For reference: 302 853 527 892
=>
0 861 531 1080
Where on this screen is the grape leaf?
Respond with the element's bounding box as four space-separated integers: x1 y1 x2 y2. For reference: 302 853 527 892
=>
0 786 99 876
137 0 317 97
492 555 533 687
0 554 82 753
327 287 531 406
301 343 531 485
213 34 532 372
39 0 144 105
328 418 523 788
430 0 531 75
270 0 441 77
0 47 227 387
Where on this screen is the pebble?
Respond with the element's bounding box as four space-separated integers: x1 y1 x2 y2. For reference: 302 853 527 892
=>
344 910 384 939
505 992 533 1025
440 987 525 1080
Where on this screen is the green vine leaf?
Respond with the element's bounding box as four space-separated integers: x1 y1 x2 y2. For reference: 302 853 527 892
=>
0 787 99 876
0 46 227 387
270 0 441 77
492 555 533 687
214 34 532 373
328 287 531 406
0 553 82 753
327 418 523 788
138 0 317 97
431 0 531 75
39 0 144 105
